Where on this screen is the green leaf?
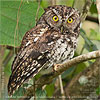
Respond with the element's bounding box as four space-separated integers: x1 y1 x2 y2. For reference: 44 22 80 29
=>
41 0 49 8
96 86 100 95
45 83 54 97
91 0 96 3
36 88 47 100
90 3 97 14
0 1 44 46
73 63 86 75
80 29 98 51
90 29 100 40
13 87 25 98
4 50 14 76
58 0 74 6
61 66 76 79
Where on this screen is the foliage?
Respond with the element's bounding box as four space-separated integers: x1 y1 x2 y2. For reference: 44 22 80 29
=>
96 86 100 95
36 89 47 100
0 1 44 46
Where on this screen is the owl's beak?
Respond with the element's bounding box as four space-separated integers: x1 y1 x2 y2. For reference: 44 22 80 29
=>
60 26 64 33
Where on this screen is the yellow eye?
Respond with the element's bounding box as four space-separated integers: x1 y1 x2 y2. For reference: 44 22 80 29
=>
53 16 59 22
67 18 73 23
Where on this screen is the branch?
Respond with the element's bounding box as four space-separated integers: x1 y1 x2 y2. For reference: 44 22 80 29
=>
0 46 6 99
65 58 100 99
81 0 92 22
54 58 100 99
86 16 99 24
22 50 100 99
73 0 92 23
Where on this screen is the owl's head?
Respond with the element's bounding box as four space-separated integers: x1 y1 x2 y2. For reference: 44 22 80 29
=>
37 5 81 33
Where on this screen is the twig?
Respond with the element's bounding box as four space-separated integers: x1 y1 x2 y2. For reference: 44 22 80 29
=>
3 50 14 67
33 78 36 100
73 0 92 22
86 16 99 24
49 0 56 5
35 0 40 24
0 46 6 99
22 50 100 99
59 75 65 100
81 0 92 22
96 0 100 32
14 0 23 52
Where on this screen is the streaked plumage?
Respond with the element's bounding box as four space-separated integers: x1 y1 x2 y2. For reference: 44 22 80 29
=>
8 5 80 95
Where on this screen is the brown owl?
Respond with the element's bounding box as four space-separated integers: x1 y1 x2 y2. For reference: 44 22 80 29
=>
8 5 81 95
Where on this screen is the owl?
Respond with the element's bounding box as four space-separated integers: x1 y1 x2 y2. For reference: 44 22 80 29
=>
8 5 80 95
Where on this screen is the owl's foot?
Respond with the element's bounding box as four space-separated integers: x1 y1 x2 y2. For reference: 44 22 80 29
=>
53 64 62 72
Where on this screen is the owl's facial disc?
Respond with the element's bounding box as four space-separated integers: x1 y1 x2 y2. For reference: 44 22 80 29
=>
37 5 80 33
63 10 80 32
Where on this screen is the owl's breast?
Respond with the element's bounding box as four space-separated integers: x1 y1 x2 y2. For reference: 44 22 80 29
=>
47 35 77 65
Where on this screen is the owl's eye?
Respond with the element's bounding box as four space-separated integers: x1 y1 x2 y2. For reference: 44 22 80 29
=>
52 16 59 22
67 18 73 23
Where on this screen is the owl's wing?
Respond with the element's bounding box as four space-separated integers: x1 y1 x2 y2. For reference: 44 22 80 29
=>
11 24 49 72
8 24 60 95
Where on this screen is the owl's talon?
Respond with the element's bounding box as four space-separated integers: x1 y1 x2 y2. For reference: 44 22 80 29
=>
54 64 62 72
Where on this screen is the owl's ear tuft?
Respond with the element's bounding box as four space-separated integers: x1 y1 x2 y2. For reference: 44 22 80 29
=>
44 8 48 11
44 6 52 11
